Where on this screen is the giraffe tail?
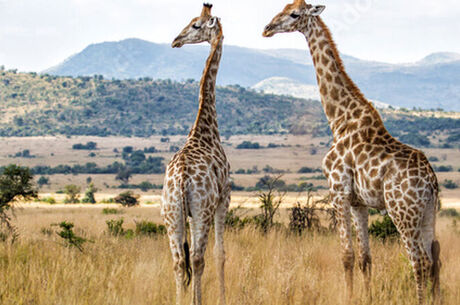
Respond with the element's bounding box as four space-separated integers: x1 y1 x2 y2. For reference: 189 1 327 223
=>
180 176 192 288
431 240 441 299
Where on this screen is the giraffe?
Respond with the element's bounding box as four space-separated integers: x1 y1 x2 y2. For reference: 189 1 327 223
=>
263 1 440 304
162 4 230 305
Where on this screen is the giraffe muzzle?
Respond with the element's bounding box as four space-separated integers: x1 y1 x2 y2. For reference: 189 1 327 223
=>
262 24 276 37
171 37 184 48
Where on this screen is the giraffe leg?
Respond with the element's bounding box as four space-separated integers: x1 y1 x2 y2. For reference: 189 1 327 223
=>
420 202 441 304
214 194 229 305
190 218 212 305
351 206 372 298
164 215 187 305
332 192 355 303
387 209 426 304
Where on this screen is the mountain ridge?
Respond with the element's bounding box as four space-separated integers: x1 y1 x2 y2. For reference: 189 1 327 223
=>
44 38 460 111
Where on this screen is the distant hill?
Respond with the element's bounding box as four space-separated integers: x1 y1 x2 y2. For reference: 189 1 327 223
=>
45 38 460 111
1 69 459 149
0 69 325 137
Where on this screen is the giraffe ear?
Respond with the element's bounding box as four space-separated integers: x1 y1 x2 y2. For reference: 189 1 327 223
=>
308 5 325 16
206 17 219 28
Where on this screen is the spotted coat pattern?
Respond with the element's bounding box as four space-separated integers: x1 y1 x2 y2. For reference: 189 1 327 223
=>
162 4 230 305
263 1 441 304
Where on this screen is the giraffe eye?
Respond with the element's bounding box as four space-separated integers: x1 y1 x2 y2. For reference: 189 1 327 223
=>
290 12 300 18
192 24 201 30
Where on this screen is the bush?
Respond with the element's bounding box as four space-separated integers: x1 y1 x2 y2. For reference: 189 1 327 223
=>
368 216 399 242
225 208 255 229
106 218 125 236
72 141 97 150
298 167 321 174
114 191 140 207
368 208 379 216
42 196 56 204
434 165 453 172
439 208 460 218
81 182 97 203
135 220 166 236
143 146 157 153
428 156 439 162
267 143 280 148
442 179 458 189
230 181 245 191
64 184 81 203
54 221 89 252
102 208 123 215
289 203 321 234
37 176 49 187
236 141 261 149
0 165 37 236
169 145 180 152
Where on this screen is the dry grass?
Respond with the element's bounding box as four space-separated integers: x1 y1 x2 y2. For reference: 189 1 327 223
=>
0 206 459 305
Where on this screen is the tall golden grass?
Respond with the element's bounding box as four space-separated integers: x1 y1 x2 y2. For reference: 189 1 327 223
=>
0 206 459 305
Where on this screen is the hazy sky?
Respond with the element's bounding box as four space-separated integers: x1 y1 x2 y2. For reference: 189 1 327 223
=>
0 0 459 72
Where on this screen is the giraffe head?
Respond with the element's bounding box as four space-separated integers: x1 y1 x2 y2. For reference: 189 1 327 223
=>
262 0 325 37
172 3 222 48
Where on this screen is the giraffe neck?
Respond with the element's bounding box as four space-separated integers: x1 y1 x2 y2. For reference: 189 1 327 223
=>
189 32 223 143
302 17 386 140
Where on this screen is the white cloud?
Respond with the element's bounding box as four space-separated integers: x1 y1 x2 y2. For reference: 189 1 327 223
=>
0 0 459 71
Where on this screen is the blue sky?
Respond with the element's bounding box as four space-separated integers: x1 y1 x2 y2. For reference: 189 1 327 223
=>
0 0 459 71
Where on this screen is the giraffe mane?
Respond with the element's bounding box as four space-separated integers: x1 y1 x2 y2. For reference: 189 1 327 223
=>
316 17 382 118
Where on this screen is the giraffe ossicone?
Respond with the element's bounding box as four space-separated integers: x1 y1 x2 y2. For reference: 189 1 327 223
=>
263 1 441 304
163 3 230 305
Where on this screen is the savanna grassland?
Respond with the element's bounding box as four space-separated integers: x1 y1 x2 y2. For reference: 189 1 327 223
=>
0 205 459 305
1 135 459 206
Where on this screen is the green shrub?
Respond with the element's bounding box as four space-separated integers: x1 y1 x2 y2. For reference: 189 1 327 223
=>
81 182 97 203
368 216 399 242
106 218 125 236
114 191 139 207
102 208 123 215
135 220 166 236
42 196 56 204
236 141 261 149
40 227 53 236
434 165 453 172
37 176 49 187
54 221 89 252
298 167 321 174
100 198 115 203
442 179 458 189
439 208 460 218
63 184 81 203
225 208 254 229
72 142 97 150
368 208 379 216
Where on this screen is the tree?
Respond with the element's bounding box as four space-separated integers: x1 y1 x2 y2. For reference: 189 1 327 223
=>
256 175 285 233
116 168 132 184
64 184 81 203
0 165 37 235
81 182 98 204
37 176 50 187
114 191 140 207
